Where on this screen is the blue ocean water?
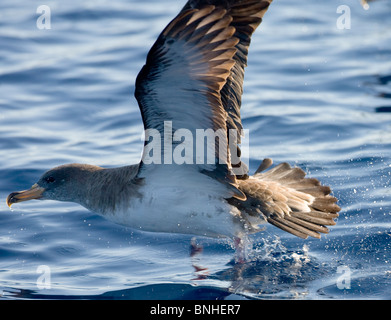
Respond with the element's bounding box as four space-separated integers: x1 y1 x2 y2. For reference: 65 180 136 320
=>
0 0 390 300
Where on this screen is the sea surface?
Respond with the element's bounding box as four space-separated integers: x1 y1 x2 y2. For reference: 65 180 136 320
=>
0 0 390 300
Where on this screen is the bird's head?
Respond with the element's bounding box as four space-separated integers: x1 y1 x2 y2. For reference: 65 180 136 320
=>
6 164 102 208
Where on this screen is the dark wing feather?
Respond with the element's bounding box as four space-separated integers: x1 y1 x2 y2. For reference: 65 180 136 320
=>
179 0 272 176
135 6 238 187
135 1 272 197
234 160 340 239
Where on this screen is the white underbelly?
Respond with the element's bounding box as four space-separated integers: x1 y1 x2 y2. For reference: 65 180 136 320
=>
105 168 242 238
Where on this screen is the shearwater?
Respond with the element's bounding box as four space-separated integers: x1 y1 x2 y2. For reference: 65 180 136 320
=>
7 0 340 261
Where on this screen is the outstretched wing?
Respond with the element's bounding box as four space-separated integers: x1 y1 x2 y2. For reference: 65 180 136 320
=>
179 0 272 176
135 0 272 194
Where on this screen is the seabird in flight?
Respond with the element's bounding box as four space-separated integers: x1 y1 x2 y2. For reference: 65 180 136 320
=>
7 0 340 260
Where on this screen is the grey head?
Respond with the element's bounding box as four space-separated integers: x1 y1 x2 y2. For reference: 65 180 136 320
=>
6 164 102 208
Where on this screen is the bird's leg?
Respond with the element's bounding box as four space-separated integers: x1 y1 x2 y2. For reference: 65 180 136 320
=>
233 236 249 264
189 237 208 279
190 237 203 257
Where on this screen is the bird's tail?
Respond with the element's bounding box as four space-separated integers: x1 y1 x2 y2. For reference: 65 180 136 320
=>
234 159 340 239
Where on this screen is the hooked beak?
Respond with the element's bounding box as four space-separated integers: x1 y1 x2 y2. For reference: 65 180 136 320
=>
6 184 45 208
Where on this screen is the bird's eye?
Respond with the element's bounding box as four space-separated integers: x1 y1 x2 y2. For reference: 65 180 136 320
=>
45 176 56 183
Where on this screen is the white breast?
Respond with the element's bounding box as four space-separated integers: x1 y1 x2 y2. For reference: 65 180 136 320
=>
105 166 242 238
